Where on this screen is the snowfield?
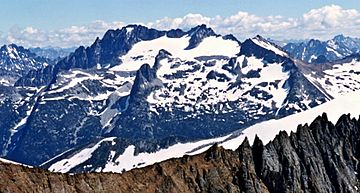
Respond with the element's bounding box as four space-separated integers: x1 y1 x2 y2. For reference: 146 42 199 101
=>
306 59 360 98
111 35 240 72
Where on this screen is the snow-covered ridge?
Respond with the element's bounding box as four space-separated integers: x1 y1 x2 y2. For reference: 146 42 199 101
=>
48 137 116 173
251 36 288 57
221 90 360 149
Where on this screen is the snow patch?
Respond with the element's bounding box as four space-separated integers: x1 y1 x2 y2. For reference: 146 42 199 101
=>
48 137 116 173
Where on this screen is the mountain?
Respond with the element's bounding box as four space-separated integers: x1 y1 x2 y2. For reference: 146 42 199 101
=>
29 47 76 61
45 90 360 173
43 33 358 173
1 25 360 171
4 24 248 166
284 34 360 64
0 44 52 84
2 24 244 166
1 113 360 193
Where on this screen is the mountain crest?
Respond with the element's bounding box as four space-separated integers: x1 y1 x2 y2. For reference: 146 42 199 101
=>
185 24 218 50
153 49 172 70
129 62 162 101
333 34 345 41
186 24 215 36
239 35 288 62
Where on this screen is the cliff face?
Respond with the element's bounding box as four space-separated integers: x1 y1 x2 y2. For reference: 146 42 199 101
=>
1 113 360 193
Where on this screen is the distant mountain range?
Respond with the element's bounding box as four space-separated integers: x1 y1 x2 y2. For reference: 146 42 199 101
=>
0 25 359 178
283 34 360 64
29 47 76 61
0 44 53 84
0 45 75 84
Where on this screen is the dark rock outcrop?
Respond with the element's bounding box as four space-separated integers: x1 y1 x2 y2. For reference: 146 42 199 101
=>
185 24 218 50
239 35 288 63
1 113 360 193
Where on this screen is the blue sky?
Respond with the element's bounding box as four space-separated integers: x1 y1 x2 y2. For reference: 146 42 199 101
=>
1 0 359 30
0 0 360 47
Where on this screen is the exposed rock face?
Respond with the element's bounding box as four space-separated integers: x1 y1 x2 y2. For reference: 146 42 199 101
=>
185 24 217 50
1 113 359 193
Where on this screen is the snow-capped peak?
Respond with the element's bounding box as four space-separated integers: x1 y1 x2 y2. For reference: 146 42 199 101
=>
250 35 288 57
126 26 134 35
0 44 51 78
186 24 216 37
110 28 240 72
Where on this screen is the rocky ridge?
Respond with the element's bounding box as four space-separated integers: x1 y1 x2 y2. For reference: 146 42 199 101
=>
1 113 359 193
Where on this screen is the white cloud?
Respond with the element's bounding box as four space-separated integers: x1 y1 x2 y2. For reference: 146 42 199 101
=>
0 5 359 48
303 5 358 28
0 20 125 48
148 5 359 42
23 27 39 34
148 14 213 30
